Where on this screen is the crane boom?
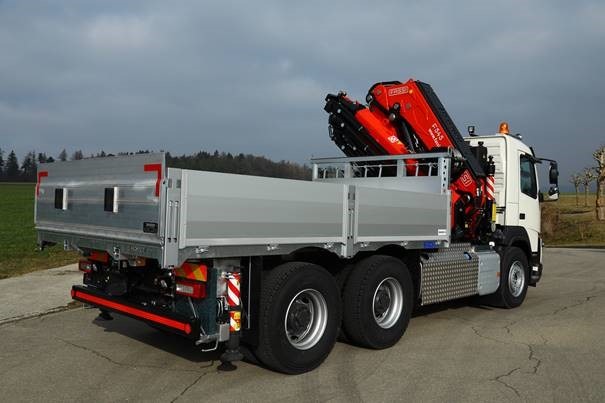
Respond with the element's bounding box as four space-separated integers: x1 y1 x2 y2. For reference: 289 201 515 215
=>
324 79 494 240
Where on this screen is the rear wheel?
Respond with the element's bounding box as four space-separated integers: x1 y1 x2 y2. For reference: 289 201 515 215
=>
342 255 413 349
254 262 341 374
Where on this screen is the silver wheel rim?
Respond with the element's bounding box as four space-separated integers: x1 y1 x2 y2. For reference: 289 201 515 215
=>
284 289 328 350
372 277 404 329
508 261 525 298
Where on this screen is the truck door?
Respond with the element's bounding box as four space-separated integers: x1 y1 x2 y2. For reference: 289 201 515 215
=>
518 153 540 253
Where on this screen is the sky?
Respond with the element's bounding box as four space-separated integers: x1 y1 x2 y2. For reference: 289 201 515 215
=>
1 0 604 190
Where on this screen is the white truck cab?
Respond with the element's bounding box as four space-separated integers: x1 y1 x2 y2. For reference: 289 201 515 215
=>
469 131 559 284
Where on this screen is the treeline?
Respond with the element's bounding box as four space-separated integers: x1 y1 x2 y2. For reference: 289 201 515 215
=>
0 148 311 182
166 150 310 180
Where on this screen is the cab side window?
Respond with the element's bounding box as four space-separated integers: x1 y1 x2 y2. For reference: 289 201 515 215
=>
520 154 537 199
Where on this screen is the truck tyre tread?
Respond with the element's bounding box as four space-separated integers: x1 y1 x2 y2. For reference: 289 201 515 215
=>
335 264 354 342
342 255 413 349
254 262 341 374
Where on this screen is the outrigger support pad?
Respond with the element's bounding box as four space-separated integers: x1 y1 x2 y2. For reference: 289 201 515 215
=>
218 333 244 371
97 309 113 321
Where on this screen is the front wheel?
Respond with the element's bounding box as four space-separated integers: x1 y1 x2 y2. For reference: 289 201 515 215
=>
488 246 529 308
254 262 341 374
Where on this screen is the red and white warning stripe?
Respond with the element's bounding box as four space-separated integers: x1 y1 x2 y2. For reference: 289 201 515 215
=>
486 176 495 201
226 273 241 332
226 273 241 307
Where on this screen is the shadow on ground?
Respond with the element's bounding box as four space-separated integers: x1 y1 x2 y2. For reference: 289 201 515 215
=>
90 311 262 368
88 296 500 370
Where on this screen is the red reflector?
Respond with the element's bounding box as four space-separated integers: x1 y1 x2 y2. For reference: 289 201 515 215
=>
78 260 93 273
36 171 48 198
175 279 206 299
72 290 192 334
144 163 163 197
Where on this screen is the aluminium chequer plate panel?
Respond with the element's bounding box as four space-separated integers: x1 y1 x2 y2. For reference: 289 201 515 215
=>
421 243 479 305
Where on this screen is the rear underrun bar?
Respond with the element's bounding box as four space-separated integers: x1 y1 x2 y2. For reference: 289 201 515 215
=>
71 285 200 339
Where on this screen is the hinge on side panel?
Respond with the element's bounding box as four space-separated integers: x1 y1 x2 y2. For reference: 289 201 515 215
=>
347 207 354 239
195 246 209 254
347 187 356 239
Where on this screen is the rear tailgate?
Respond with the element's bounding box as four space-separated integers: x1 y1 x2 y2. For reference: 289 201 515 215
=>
35 153 166 262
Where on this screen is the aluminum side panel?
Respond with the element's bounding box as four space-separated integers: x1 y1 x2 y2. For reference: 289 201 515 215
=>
318 176 443 193
35 153 165 245
180 171 348 247
354 186 449 242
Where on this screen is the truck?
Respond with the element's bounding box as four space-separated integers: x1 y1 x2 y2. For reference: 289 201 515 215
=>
34 79 559 374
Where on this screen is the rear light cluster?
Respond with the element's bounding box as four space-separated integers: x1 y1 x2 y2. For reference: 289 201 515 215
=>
174 262 208 299
78 259 95 273
175 279 206 299
79 251 109 275
89 250 109 263
80 256 207 300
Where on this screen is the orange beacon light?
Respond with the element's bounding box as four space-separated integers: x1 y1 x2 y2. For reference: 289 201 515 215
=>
498 121 509 135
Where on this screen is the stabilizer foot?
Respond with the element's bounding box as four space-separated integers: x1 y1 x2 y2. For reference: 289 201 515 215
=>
217 361 238 372
97 309 113 321
218 333 244 372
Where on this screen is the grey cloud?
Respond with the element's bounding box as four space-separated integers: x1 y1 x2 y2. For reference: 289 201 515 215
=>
1 0 604 189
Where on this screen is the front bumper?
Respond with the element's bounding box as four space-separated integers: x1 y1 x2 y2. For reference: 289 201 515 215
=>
71 285 200 339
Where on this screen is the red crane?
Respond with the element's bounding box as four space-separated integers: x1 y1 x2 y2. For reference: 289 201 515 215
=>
324 79 494 240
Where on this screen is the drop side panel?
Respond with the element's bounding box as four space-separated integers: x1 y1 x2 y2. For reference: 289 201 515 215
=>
354 186 449 243
35 153 166 260
179 170 349 247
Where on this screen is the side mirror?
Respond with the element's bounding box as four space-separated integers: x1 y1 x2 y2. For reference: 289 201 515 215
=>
547 185 559 201
549 162 559 185
540 186 559 202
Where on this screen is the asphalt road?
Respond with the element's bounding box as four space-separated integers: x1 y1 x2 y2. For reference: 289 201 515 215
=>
1 248 604 402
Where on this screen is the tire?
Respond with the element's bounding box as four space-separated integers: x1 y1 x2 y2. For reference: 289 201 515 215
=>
336 264 354 296
254 262 341 374
489 246 529 308
335 264 354 342
342 255 414 349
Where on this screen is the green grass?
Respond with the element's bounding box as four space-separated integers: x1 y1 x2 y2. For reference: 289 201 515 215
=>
0 183 78 279
541 193 605 246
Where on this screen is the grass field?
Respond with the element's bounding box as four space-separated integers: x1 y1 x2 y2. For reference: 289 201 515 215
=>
0 183 78 279
541 193 605 246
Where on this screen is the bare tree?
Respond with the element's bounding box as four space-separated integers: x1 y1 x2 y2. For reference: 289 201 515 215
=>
72 150 84 160
570 173 582 206
594 145 605 221
581 167 597 207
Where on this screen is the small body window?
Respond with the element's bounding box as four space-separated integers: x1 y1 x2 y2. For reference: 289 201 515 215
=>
520 154 537 199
